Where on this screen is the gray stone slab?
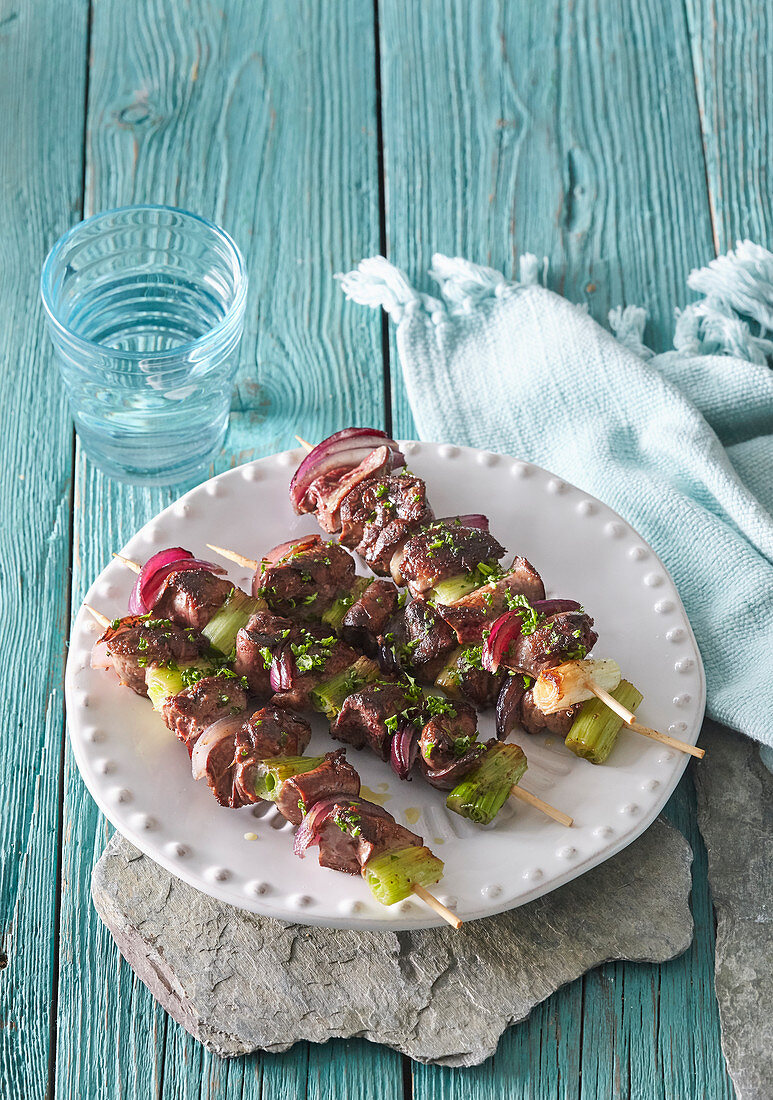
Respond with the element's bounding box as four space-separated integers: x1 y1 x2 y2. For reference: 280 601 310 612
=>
694 723 773 1100
92 816 692 1066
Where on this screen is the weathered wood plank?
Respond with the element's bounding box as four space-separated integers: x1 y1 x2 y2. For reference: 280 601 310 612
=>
0 3 89 1097
380 0 717 437
377 0 734 1095
55 1 393 1097
685 0 773 250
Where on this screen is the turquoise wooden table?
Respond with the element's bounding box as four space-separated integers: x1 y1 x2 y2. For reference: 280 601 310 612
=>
3 0 766 1095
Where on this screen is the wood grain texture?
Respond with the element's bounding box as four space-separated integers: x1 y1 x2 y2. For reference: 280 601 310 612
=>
0 2 88 1097
2 0 762 1094
55 2 391 1098
377 1 734 1096
379 0 718 438
685 0 773 250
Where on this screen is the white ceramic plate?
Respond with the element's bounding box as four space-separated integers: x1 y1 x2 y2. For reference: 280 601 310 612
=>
65 442 705 929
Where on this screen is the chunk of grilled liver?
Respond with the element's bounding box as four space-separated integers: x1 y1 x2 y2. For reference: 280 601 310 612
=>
401 599 457 680
332 681 418 761
255 535 356 615
275 749 361 825
519 691 581 736
339 473 434 574
152 569 236 631
232 706 313 806
315 799 423 875
437 556 546 643
340 579 399 653
399 523 506 597
238 705 312 760
418 701 478 770
234 610 296 697
270 634 359 711
418 700 484 790
510 611 598 677
105 617 207 696
163 675 248 755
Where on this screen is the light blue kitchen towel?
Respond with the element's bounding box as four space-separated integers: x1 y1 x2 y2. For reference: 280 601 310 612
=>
339 243 773 749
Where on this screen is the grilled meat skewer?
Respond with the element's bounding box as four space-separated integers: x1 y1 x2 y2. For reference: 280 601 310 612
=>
88 608 456 922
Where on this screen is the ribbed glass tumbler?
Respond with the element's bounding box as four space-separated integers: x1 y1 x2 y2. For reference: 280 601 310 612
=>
40 205 247 485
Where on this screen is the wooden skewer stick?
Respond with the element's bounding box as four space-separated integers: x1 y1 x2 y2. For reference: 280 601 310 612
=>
587 682 705 760
113 552 141 574
84 605 111 629
206 543 260 570
295 435 313 452
510 785 573 827
412 884 462 929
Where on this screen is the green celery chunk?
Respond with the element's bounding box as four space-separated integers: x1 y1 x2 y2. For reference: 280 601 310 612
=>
565 679 643 764
363 845 444 905
434 647 464 698
310 656 381 720
430 560 499 605
251 754 326 801
321 577 373 632
146 660 215 711
203 588 265 654
431 572 482 605
446 742 527 825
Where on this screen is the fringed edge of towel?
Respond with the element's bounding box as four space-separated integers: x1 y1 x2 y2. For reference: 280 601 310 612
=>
338 241 773 365
337 253 548 324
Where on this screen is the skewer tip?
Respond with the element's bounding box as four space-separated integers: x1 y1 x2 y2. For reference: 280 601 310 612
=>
206 544 260 570
84 604 111 629
412 884 462 929
587 680 705 760
112 552 141 574
295 435 314 453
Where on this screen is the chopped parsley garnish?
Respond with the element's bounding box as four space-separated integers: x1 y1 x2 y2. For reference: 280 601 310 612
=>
259 646 273 670
458 645 484 673
503 592 544 634
334 804 362 837
179 665 207 689
425 695 457 718
290 629 336 674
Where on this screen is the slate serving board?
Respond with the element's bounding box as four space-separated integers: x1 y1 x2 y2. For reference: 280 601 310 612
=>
92 816 693 1066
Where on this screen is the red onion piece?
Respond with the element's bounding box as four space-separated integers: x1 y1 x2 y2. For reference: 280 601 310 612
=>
310 446 394 531
481 611 525 672
390 721 419 781
191 715 244 782
435 514 490 531
531 599 581 616
496 676 526 740
130 547 226 614
262 535 321 566
269 647 294 692
128 547 192 613
293 797 339 857
289 428 405 514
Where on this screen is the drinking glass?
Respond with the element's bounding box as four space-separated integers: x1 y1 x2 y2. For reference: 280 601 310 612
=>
40 205 247 485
